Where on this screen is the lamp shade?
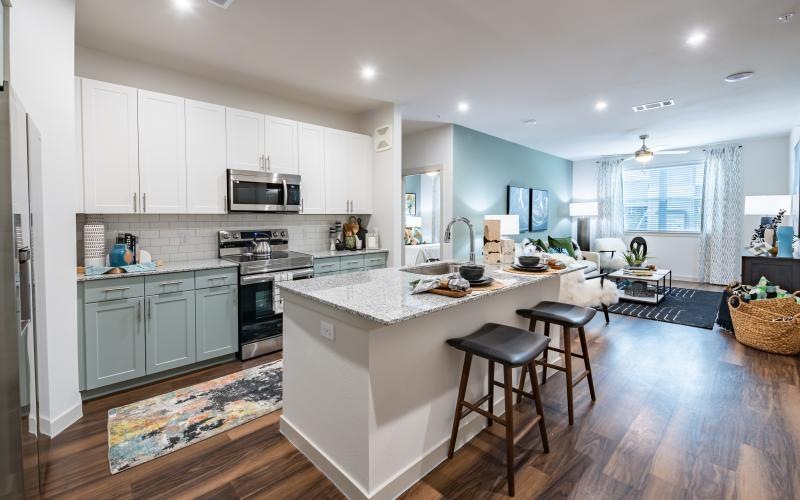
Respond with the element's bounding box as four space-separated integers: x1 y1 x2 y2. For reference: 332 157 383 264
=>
569 201 598 217
744 195 792 215
485 214 519 235
405 216 423 228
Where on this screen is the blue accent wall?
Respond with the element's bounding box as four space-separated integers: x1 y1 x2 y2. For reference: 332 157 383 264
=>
452 125 573 260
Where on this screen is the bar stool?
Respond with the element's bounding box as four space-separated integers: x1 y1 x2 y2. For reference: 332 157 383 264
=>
515 301 597 425
446 323 550 497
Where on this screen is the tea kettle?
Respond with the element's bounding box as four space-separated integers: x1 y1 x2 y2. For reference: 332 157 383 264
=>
251 239 272 256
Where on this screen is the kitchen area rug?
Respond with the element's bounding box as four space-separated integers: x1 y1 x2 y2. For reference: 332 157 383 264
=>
107 359 283 473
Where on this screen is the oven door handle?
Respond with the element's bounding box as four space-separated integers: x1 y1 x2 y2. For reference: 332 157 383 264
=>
282 179 288 210
240 273 276 285
292 269 314 279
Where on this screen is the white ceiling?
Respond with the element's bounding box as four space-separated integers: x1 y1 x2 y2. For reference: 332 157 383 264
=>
76 0 800 160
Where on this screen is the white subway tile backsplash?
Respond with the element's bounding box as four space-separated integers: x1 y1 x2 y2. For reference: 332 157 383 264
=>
76 213 370 265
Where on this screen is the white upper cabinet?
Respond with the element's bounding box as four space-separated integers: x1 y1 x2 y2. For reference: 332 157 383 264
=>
186 99 227 214
225 107 264 172
349 133 373 214
264 115 298 174
75 77 84 213
297 122 325 214
82 79 139 213
137 90 187 214
323 128 350 214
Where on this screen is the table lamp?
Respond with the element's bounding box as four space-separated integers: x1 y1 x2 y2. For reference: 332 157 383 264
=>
569 201 598 251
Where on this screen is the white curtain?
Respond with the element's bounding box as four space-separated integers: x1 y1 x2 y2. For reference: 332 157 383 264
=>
699 145 743 284
596 157 625 239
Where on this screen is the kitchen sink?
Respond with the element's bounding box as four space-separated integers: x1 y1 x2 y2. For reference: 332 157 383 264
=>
399 262 463 276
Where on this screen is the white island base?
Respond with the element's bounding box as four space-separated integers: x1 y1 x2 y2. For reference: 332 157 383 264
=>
279 272 562 499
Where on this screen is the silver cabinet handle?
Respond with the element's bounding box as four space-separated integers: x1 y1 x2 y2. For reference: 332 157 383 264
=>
267 154 271 171
258 155 263 171
147 297 151 319
143 192 147 213
103 286 130 293
233 286 237 302
136 301 141 323
301 198 304 213
223 195 228 213
159 280 183 287
133 193 137 213
208 276 229 282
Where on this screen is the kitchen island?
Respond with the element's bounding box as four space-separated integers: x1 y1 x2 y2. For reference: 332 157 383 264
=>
278 262 577 499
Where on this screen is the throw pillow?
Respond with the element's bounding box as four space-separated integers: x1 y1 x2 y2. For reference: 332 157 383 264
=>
548 236 576 258
572 239 583 260
533 238 549 251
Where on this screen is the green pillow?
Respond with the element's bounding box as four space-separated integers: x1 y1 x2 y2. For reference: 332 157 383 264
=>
533 238 549 251
548 236 576 258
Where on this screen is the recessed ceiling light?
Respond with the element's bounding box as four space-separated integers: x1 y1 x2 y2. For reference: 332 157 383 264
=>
457 101 470 113
173 0 193 11
725 71 755 83
594 100 608 111
523 118 537 125
778 12 794 23
360 66 377 81
686 31 707 47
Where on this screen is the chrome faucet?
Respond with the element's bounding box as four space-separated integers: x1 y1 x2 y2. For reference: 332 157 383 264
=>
443 217 476 264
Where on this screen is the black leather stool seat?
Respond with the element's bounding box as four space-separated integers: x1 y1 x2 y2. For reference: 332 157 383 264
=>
447 323 549 366
516 301 596 327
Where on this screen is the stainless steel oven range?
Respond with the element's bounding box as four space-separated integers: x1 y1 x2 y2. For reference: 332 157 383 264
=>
218 228 313 359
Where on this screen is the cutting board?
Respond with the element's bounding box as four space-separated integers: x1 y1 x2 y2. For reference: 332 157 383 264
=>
429 288 472 298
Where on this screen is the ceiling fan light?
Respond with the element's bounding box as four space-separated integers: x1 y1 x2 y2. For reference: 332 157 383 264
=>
635 149 654 163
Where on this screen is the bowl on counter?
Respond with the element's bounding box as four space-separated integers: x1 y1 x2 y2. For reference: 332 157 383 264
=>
459 265 485 282
517 255 540 267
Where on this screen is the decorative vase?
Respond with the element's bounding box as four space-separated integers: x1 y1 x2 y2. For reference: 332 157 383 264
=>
777 226 794 258
109 243 133 268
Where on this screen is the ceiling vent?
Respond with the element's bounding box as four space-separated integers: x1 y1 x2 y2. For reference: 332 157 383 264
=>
208 0 234 8
632 99 675 112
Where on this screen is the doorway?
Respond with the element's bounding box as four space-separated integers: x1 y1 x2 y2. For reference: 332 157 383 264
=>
402 168 442 265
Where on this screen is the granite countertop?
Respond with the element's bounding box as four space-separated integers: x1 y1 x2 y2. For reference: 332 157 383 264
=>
306 249 389 258
277 262 581 326
77 259 239 282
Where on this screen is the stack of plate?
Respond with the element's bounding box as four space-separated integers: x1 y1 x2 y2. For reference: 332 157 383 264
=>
511 262 549 272
468 276 494 287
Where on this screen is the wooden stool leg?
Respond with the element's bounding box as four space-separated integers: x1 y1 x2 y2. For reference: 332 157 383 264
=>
516 318 537 404
503 365 516 496
578 327 596 401
540 322 551 385
563 326 575 425
487 360 494 426
528 360 549 453
448 353 473 459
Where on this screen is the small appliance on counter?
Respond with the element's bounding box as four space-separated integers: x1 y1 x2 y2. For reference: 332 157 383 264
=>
218 228 314 359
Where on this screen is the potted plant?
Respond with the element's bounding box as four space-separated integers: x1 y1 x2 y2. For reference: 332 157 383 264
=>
623 246 647 268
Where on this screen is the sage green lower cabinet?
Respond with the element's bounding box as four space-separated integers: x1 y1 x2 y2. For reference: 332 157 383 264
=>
195 285 238 361
146 291 196 374
84 297 145 390
313 252 388 277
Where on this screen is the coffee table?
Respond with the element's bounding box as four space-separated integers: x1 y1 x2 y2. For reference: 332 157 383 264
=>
608 268 672 305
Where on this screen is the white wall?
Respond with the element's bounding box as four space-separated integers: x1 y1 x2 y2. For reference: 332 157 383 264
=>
359 104 403 267
10 0 81 435
791 126 800 232
402 125 454 260
75 45 361 132
572 134 791 282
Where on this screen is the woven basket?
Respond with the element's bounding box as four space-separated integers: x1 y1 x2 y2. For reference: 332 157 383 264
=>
727 293 800 355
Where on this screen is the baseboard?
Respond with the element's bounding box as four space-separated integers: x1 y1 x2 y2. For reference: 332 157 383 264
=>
282 363 558 500
40 401 83 437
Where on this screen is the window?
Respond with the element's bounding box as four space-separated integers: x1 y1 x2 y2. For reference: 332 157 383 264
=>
622 162 705 233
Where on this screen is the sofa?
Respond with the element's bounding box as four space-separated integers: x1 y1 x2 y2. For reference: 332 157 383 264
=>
517 236 601 278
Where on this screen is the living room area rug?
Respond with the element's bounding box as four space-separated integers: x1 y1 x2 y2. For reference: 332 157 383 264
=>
107 359 283 474
607 287 722 329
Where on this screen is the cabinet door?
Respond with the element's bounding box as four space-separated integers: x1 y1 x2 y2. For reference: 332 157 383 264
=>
186 99 227 213
75 77 85 213
349 133 373 214
298 122 325 214
323 128 350 213
226 107 264 171
138 90 187 213
84 297 145 389
195 285 238 361
146 291 196 374
81 79 139 213
264 115 298 174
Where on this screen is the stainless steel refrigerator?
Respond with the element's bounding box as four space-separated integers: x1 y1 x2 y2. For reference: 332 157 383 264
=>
0 81 44 498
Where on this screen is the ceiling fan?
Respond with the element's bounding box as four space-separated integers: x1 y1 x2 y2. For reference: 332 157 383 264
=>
623 134 689 163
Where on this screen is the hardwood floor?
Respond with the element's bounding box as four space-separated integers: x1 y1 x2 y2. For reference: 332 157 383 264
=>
42 310 799 499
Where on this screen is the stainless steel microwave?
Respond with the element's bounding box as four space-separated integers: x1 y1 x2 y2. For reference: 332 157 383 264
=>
227 169 301 213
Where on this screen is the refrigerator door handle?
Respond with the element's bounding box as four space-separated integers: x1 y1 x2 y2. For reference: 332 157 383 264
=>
18 247 33 324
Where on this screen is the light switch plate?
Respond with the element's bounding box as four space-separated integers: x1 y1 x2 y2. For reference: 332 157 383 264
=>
320 320 335 341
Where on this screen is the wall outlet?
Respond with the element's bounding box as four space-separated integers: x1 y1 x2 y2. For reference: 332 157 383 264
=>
320 321 335 341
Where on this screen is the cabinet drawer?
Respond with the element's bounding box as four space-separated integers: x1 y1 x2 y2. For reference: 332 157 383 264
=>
314 258 341 274
364 253 387 269
195 268 237 289
340 255 365 271
84 277 145 303
145 272 195 295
